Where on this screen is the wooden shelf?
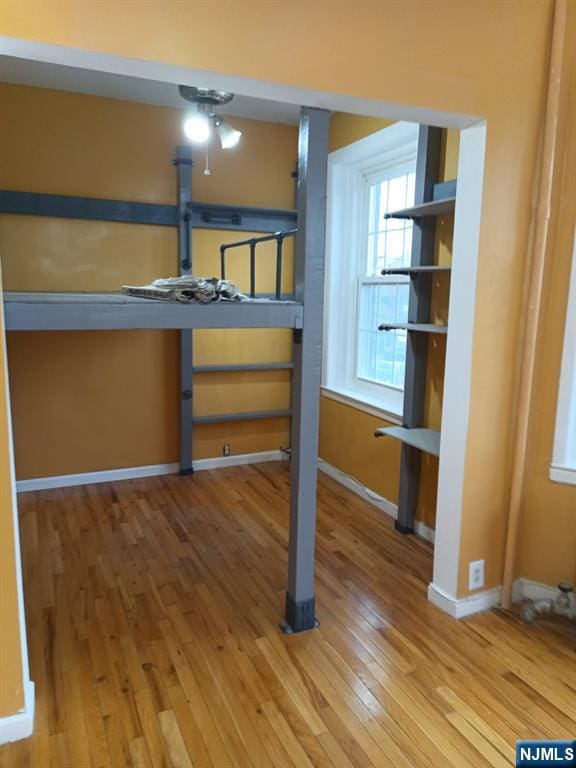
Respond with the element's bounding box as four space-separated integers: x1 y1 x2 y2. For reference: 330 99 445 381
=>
374 427 440 457
381 266 451 276
384 197 455 220
378 322 448 334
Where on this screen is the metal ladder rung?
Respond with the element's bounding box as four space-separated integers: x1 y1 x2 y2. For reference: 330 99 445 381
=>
192 409 292 425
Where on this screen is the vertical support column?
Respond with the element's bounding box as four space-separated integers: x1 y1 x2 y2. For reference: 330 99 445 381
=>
396 126 442 533
282 107 330 634
173 145 194 475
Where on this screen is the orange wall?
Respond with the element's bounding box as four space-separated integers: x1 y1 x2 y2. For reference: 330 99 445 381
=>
1 0 573 596
516 22 576 589
320 118 457 529
0 84 297 478
0 264 25 717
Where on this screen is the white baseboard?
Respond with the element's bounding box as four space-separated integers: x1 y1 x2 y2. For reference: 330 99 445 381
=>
317 458 435 544
428 582 502 619
0 680 35 745
512 578 562 603
428 578 566 620
16 450 286 492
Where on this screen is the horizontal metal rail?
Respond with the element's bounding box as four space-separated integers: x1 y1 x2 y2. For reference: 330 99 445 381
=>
378 322 448 334
193 362 293 372
381 265 451 275
0 190 297 234
220 229 297 300
192 409 292 424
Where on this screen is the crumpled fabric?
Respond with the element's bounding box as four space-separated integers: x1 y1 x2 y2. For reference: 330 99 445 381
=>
122 276 248 303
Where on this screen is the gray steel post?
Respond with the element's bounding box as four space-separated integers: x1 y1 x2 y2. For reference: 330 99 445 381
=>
282 107 330 634
174 145 194 475
397 126 442 533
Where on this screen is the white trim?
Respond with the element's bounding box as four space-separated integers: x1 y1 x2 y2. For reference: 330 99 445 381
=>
433 122 487 599
321 387 402 425
317 457 435 543
427 582 501 619
550 226 576 483
16 450 286 492
1 286 34 740
0 680 35 745
323 122 418 419
0 38 480 130
512 577 563 603
428 578 566 618
549 463 576 486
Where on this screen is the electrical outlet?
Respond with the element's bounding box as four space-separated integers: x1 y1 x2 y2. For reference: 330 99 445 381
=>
469 560 485 591
223 443 230 457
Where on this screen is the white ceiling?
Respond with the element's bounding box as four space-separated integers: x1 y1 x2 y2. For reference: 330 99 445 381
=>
0 55 302 125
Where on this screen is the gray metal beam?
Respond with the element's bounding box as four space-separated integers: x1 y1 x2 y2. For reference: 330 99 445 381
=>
397 126 443 535
174 146 194 476
0 190 175 226
0 190 297 233
283 106 330 635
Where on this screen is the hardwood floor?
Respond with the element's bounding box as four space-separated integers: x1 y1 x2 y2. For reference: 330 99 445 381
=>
1 461 574 767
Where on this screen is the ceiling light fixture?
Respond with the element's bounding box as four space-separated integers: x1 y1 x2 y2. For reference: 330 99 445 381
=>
178 86 242 149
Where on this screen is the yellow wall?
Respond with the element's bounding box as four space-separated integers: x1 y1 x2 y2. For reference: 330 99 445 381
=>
0 84 297 478
516 22 576 589
329 113 394 153
0 264 25 717
1 0 574 596
320 118 456 529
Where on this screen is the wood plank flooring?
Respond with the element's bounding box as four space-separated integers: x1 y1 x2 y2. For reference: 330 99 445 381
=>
1 461 574 767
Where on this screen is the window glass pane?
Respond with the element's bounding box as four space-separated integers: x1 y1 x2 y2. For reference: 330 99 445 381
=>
388 175 407 212
366 170 415 275
357 281 408 388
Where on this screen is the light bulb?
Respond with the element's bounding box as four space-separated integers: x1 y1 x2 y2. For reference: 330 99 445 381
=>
183 112 210 143
215 117 242 149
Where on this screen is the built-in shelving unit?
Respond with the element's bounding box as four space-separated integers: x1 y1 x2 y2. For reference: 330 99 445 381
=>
374 125 456 536
374 427 440 457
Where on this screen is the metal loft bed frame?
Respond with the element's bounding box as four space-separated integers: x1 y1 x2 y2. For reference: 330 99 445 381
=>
1 107 330 634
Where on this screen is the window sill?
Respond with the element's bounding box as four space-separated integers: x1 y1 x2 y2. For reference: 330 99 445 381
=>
321 386 402 425
549 463 576 486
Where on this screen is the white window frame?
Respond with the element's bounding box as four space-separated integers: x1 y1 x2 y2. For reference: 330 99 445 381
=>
323 121 418 421
550 226 576 485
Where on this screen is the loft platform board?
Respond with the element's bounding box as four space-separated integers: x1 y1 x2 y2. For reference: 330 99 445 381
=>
384 197 456 219
3 292 303 331
374 426 441 457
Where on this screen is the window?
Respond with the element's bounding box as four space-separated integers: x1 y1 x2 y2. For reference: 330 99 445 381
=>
550 227 576 485
323 122 418 419
357 172 414 390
